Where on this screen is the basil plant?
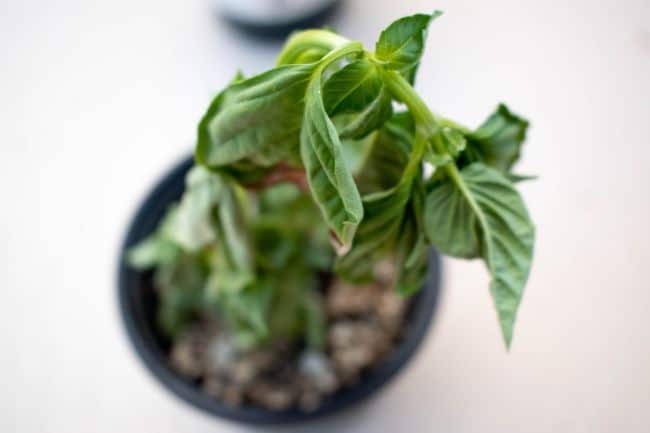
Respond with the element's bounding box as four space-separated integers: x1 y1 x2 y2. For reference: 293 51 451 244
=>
129 11 535 350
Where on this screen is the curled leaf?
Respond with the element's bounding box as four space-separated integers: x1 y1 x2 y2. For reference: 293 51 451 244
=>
300 73 364 247
424 163 534 347
461 104 529 174
323 58 392 138
197 64 316 168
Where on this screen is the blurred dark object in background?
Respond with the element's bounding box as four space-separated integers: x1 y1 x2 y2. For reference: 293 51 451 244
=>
216 0 342 38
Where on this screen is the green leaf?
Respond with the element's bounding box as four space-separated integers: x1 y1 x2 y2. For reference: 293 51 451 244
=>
323 59 393 138
127 231 179 269
275 29 350 65
232 70 245 82
267 270 320 346
355 111 413 194
340 131 375 175
255 184 334 271
324 59 383 114
220 280 275 348
252 223 298 270
338 174 428 294
461 104 529 173
424 163 534 347
293 48 331 64
196 64 316 168
423 176 481 259
375 11 442 83
336 116 421 282
155 254 207 337
336 181 411 282
214 184 252 272
424 128 464 167
162 166 223 252
205 269 254 300
396 171 429 295
300 72 364 247
441 128 466 157
424 149 452 167
396 226 429 295
339 89 393 139
508 173 538 183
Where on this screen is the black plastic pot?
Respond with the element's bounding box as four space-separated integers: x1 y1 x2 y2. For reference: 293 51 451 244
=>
117 156 442 424
218 0 342 39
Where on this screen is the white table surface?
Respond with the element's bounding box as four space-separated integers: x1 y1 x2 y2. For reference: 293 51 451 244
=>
2 0 649 432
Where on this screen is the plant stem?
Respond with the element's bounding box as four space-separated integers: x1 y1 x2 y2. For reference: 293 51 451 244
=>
383 71 473 142
275 31 355 66
383 70 488 231
246 163 309 192
317 41 364 69
382 71 438 183
383 70 441 142
437 117 472 134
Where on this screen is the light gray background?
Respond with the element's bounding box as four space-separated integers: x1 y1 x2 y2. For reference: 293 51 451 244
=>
1 0 649 432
